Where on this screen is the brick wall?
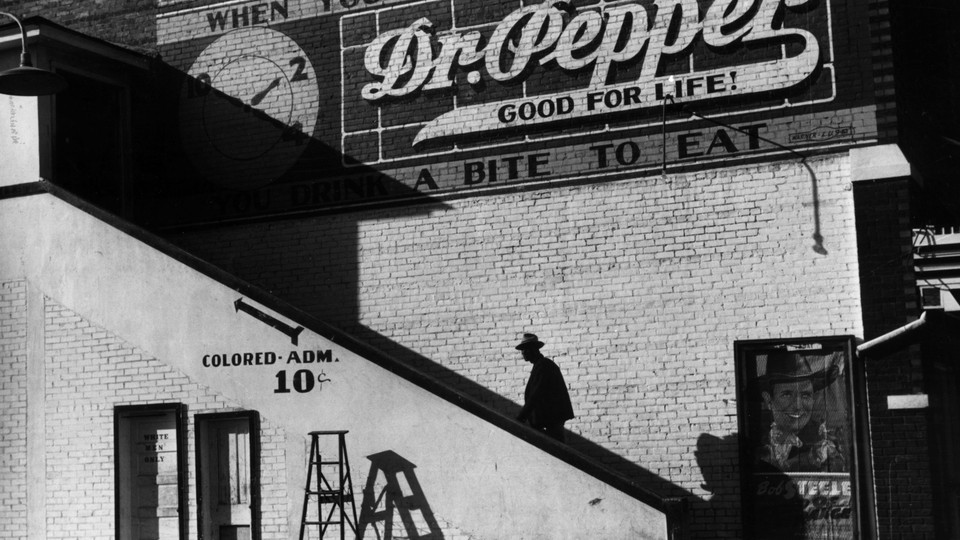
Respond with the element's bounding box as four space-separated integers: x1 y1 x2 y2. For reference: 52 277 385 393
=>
172 153 864 538
0 280 27 540
0 0 904 536
38 295 291 540
868 0 899 143
4 1 157 54
854 178 934 539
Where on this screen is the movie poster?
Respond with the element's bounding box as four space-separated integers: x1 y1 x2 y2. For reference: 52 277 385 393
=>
737 338 859 539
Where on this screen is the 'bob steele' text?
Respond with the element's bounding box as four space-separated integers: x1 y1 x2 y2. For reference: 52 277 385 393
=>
361 0 820 102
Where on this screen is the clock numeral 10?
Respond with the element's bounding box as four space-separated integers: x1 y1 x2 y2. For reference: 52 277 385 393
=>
187 73 212 98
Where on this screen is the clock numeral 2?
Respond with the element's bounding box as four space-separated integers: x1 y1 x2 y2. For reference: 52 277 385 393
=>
187 73 212 98
289 57 309 82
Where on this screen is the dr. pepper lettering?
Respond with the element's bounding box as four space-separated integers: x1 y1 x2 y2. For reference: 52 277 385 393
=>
360 0 819 101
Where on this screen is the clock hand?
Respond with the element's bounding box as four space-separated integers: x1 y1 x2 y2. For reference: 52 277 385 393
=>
250 78 281 106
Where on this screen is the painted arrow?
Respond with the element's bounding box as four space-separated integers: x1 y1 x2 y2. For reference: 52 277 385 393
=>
234 298 304 346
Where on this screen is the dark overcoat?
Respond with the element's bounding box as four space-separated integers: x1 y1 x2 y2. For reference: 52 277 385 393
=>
519 357 575 428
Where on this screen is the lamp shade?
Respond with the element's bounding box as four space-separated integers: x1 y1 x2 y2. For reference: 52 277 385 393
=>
0 12 68 96
0 64 68 95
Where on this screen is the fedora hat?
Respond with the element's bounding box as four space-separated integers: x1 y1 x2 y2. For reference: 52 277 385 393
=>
760 350 839 392
515 333 544 350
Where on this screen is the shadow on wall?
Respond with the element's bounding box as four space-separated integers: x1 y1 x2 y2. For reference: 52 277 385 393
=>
134 60 452 233
694 433 743 539
358 450 443 540
696 433 806 540
139 57 454 326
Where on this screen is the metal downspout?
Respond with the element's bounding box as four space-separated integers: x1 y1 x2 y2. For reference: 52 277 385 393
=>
857 311 928 355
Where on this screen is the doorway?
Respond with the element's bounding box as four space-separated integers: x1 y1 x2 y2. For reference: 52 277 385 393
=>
115 404 186 540
196 412 261 540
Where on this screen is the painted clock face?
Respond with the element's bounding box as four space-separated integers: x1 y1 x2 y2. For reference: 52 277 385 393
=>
179 27 320 190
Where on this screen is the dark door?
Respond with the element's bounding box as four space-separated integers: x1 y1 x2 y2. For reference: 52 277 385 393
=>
197 412 260 540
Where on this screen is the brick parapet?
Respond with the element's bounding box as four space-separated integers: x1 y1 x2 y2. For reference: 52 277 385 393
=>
868 0 899 142
4 1 158 54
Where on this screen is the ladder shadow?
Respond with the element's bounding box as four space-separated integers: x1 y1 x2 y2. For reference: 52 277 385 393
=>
357 450 444 540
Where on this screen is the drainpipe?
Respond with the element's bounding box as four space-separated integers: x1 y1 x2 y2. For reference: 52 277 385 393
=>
857 311 928 355
855 310 928 539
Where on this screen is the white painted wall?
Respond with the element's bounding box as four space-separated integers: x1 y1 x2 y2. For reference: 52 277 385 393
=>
0 95 39 186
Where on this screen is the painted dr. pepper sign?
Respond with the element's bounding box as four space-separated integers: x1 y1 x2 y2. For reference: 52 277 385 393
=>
154 0 877 225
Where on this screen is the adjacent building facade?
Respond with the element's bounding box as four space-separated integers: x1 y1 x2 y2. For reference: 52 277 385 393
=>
1 0 957 538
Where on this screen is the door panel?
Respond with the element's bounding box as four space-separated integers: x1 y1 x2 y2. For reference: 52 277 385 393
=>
116 406 184 540
197 413 259 540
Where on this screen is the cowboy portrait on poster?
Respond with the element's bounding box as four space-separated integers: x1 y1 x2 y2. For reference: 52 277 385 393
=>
743 345 857 540
756 350 847 474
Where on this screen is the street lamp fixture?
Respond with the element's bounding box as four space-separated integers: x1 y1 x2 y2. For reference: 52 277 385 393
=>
0 12 67 96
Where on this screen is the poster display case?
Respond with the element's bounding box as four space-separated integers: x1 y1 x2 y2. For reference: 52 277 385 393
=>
735 336 866 540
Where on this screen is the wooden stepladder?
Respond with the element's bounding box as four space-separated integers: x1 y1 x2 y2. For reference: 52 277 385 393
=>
299 431 359 540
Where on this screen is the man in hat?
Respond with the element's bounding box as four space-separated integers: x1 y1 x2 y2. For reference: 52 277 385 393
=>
757 350 845 472
515 333 575 442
